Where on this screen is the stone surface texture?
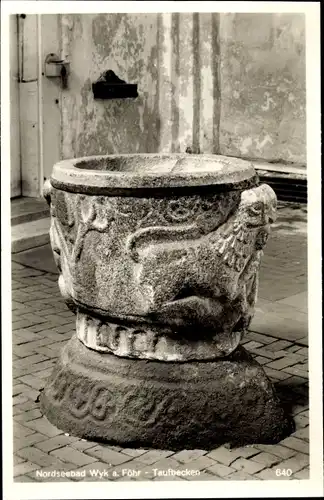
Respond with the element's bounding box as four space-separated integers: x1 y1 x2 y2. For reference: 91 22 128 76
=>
41 154 291 448
43 154 275 361
41 336 293 451
11 200 309 481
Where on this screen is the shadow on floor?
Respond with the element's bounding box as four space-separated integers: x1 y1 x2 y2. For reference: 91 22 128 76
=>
275 379 308 417
11 244 58 274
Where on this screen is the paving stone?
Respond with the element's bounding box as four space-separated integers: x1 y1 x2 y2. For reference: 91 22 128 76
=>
70 439 99 451
103 444 124 452
12 263 26 270
34 346 61 358
51 446 99 467
17 446 59 467
12 334 30 346
85 446 132 466
229 446 261 459
276 375 308 388
135 458 181 480
264 367 293 381
136 449 174 465
13 330 42 343
172 449 207 463
14 475 37 482
274 453 309 474
58 310 75 318
14 432 48 451
37 344 61 356
293 468 309 479
43 314 73 326
226 471 259 480
254 356 269 365
254 444 297 459
287 345 303 353
295 408 308 417
29 323 59 334
13 269 45 278
14 409 42 422
13 400 39 415
277 292 307 311
250 452 281 467
121 448 149 458
291 403 309 416
295 347 308 356
249 313 306 341
266 357 303 371
207 447 238 466
34 307 59 316
248 347 287 360
283 365 308 378
27 391 42 405
12 394 30 406
52 324 74 334
13 341 52 357
231 457 266 474
176 455 215 472
284 352 307 363
35 434 79 452
14 461 40 477
14 455 27 465
19 313 49 325
279 437 309 454
242 341 264 350
31 367 55 379
293 414 309 429
23 417 64 437
266 340 293 351
292 427 309 441
13 319 45 330
206 462 236 477
21 293 53 303
17 375 45 390
12 301 34 312
14 421 37 438
245 331 276 345
21 359 56 374
17 284 51 293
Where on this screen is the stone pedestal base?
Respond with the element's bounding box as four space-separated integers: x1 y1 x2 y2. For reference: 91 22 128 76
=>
40 335 293 450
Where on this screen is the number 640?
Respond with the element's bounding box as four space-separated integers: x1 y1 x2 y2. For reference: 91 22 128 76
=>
276 468 293 477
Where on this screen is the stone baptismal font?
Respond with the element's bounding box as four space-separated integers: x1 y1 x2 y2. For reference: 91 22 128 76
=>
40 154 293 450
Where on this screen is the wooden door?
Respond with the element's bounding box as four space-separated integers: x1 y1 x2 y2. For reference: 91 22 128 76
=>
13 14 62 198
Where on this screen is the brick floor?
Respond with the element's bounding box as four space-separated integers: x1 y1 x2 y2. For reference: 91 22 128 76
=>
10 203 312 482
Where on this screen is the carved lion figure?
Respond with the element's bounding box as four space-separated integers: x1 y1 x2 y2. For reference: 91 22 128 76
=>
130 184 277 333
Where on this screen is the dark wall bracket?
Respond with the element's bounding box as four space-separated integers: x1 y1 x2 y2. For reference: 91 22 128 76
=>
92 70 138 100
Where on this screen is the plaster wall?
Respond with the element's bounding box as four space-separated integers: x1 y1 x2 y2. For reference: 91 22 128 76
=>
219 13 306 164
60 13 305 164
60 13 221 159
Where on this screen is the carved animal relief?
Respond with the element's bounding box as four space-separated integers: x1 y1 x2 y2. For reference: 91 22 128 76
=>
44 178 276 361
